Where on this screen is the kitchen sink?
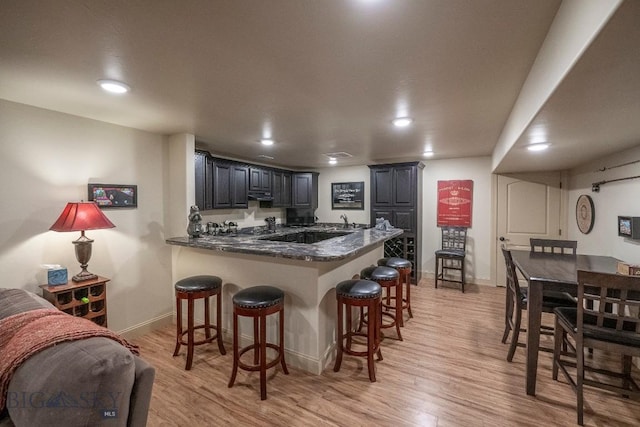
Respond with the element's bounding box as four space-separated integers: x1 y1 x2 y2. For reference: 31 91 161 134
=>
257 230 351 244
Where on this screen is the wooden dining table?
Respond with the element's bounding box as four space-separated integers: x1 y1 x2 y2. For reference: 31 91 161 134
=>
510 250 620 396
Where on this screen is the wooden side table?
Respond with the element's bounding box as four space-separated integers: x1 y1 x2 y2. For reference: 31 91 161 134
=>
40 276 110 327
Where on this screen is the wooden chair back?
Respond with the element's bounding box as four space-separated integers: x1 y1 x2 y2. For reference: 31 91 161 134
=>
441 227 467 252
501 247 522 300
577 270 640 351
530 238 577 254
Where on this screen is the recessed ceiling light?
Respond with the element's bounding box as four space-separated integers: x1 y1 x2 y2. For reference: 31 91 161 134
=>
328 157 337 165
97 79 130 94
527 143 550 152
260 138 274 146
423 150 434 157
392 117 413 128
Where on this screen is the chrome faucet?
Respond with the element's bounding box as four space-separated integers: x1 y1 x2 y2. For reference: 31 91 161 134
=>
340 214 348 228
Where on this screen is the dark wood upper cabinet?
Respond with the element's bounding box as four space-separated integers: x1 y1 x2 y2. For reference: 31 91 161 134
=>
212 160 248 209
291 172 318 208
194 150 213 210
371 168 393 206
231 164 249 208
392 165 416 206
249 167 272 192
272 170 292 207
371 165 416 207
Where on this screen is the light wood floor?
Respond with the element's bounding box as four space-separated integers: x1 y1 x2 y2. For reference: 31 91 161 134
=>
134 279 640 426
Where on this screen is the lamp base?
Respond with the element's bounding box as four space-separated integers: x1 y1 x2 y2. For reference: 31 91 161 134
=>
72 234 97 282
72 270 98 282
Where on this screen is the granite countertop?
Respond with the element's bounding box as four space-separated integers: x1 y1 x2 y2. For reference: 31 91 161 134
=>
165 225 403 262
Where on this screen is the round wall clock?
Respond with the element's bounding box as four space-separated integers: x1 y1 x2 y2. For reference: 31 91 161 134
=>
576 194 595 234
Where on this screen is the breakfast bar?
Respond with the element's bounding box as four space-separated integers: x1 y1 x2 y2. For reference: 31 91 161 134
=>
166 226 403 374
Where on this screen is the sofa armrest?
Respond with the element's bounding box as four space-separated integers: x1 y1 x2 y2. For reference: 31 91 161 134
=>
7 338 135 427
127 357 155 427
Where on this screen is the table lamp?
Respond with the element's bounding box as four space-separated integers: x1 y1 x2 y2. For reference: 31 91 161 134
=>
50 201 115 282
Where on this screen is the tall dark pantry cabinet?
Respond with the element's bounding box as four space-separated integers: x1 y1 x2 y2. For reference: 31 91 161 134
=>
369 162 423 283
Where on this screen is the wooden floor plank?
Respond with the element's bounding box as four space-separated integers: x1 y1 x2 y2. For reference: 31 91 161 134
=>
133 279 640 426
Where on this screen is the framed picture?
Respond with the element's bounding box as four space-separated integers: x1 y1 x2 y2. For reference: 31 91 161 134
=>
437 180 473 227
331 181 364 210
88 184 137 208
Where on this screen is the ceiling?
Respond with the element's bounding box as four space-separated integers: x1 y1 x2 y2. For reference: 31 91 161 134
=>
0 0 638 171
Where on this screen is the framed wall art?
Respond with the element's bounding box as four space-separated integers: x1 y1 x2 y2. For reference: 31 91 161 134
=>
331 181 364 210
88 184 137 208
437 180 473 227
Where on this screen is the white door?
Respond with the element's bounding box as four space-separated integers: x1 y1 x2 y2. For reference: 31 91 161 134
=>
496 173 564 286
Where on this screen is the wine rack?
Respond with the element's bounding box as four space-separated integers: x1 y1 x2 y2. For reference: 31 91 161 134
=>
384 235 418 283
40 276 109 327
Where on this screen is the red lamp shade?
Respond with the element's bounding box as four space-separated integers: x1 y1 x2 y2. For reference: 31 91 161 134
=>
50 202 115 282
50 202 115 232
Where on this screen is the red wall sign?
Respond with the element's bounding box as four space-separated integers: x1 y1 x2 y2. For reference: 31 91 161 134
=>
437 180 473 227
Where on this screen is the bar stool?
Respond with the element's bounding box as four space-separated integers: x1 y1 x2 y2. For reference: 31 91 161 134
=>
228 285 289 400
173 275 226 370
334 279 383 382
378 257 413 325
360 266 403 341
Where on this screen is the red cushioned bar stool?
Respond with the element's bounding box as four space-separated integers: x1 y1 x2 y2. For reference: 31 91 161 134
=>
228 285 289 400
173 275 226 370
378 257 413 325
334 278 383 382
360 265 403 341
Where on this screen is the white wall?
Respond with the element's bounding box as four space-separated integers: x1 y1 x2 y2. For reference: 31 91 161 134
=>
421 157 494 284
0 100 173 334
316 165 370 225
568 144 640 265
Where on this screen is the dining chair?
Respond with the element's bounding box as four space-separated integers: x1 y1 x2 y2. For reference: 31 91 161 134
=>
435 227 467 292
530 238 577 254
501 247 577 361
552 270 640 426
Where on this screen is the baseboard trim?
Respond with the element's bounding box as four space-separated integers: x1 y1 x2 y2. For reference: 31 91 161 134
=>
118 313 173 340
419 270 493 287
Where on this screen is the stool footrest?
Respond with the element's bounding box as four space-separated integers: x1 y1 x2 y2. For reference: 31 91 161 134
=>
237 343 284 371
178 324 220 347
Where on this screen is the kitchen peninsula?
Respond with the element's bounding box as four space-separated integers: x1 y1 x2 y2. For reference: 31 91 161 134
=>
166 225 403 374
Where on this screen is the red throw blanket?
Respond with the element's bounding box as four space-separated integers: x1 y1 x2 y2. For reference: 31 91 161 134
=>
0 308 139 411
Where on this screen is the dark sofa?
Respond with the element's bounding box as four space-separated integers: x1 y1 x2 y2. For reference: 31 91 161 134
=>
0 289 155 427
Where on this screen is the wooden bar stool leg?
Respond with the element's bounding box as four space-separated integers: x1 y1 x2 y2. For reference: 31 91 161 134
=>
253 316 260 365
334 298 344 372
204 296 211 339
376 298 383 361
346 303 353 350
216 290 226 354
279 306 289 374
173 294 182 357
367 299 376 382
259 312 267 400
435 257 439 288
228 310 239 388
396 279 404 327
394 282 403 341
404 270 413 318
186 295 195 370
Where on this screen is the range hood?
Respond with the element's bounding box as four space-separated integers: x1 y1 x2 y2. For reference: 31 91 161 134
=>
248 191 274 201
